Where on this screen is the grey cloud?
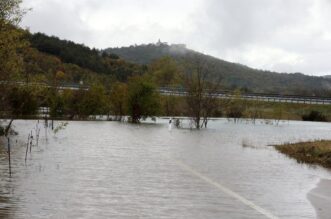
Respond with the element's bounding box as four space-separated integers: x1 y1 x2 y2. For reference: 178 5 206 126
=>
189 0 331 75
22 0 93 46
192 0 312 50
21 0 331 75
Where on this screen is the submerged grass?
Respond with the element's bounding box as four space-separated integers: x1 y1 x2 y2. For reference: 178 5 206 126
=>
275 140 331 168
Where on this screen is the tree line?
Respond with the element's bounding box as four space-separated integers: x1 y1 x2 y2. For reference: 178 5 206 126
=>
29 32 145 81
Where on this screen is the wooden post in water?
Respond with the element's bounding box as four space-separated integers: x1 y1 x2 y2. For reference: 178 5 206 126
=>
25 133 30 163
35 121 40 147
44 118 48 142
7 137 11 176
29 131 33 153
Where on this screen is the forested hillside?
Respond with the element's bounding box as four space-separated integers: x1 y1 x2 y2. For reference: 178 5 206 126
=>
22 47 104 84
23 33 331 96
106 43 331 95
28 33 145 82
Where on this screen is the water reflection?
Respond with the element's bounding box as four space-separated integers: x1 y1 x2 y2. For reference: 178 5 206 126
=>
0 119 331 218
0 144 15 219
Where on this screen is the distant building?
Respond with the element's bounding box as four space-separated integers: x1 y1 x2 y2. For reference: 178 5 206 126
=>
156 39 168 46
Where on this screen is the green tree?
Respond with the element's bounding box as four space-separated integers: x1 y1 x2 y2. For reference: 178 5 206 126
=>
0 0 28 81
0 0 29 136
148 57 180 87
64 89 83 119
79 83 107 118
48 84 108 120
110 82 128 121
8 86 38 117
49 91 65 119
127 75 160 123
29 32 144 81
148 57 181 116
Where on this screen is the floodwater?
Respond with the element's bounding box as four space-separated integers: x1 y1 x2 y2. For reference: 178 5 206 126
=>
1 119 331 219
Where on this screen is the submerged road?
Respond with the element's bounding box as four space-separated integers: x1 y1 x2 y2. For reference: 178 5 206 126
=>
1 119 331 218
172 159 279 219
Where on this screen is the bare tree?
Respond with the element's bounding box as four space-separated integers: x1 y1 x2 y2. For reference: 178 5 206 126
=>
201 86 220 128
181 54 222 129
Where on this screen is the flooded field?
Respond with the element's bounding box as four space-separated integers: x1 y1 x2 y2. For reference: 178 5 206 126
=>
1 119 331 218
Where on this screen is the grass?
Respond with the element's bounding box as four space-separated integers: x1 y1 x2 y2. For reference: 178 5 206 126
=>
162 95 331 122
275 140 331 168
241 101 331 121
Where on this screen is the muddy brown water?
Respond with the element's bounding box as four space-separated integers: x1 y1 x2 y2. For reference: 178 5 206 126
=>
1 119 331 218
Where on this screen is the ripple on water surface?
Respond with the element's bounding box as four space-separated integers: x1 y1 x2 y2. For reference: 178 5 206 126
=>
1 119 331 218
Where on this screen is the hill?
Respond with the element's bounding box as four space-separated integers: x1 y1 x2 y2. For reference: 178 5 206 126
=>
105 42 331 95
22 46 103 84
28 33 144 82
25 33 331 96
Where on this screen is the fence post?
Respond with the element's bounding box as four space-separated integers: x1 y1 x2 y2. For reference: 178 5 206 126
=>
7 137 11 176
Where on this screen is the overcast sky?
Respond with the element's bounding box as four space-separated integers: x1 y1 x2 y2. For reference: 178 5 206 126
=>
21 0 331 76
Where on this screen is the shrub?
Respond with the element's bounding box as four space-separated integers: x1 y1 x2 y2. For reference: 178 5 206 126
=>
302 110 327 122
0 126 4 136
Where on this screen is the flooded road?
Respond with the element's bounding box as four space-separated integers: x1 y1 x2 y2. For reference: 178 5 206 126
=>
1 119 331 218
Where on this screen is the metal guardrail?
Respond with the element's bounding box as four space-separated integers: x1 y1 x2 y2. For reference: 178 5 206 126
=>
158 87 331 105
0 81 89 91
2 81 331 105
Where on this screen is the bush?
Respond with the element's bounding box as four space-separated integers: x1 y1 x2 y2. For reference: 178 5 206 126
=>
226 105 244 119
9 87 38 116
302 110 327 122
127 75 160 123
0 126 4 136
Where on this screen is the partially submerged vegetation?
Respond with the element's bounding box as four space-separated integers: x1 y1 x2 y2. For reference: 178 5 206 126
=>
302 110 327 122
1 0 331 136
275 140 331 169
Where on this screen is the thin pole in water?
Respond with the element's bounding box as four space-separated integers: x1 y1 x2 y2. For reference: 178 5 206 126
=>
29 131 33 153
35 121 40 147
25 133 30 163
45 118 48 142
7 137 11 176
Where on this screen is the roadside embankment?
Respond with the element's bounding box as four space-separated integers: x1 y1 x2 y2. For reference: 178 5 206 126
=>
275 140 331 168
